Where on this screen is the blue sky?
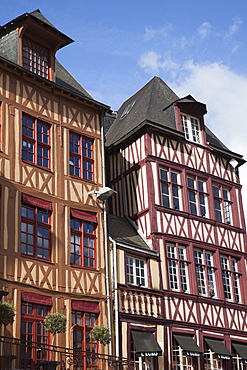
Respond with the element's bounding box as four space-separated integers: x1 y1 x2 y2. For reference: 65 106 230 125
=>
2 0 247 210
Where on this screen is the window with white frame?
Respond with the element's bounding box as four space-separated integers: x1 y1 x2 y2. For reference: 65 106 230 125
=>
126 256 146 286
173 337 200 370
166 243 189 292
194 249 216 297
160 168 182 210
213 185 232 224
220 255 240 303
204 349 224 370
232 344 247 370
187 176 208 217
181 114 201 143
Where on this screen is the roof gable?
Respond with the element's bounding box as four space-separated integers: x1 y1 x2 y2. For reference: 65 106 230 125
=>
105 76 179 147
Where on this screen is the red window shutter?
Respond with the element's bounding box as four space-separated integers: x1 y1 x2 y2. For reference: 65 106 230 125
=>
70 209 97 223
22 194 52 210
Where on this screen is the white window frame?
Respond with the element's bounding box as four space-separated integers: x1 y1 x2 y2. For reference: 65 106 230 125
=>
181 114 201 143
204 349 224 370
194 249 216 297
212 185 232 224
160 167 182 210
126 256 147 286
173 338 198 370
166 243 189 293
220 255 241 303
187 176 208 217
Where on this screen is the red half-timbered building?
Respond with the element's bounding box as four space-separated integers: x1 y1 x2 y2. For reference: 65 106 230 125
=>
0 10 112 369
105 77 247 370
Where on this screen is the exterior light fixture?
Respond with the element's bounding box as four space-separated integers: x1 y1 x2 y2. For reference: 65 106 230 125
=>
88 187 117 201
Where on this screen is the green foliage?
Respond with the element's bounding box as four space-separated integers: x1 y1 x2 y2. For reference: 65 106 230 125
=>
0 302 15 327
43 313 67 335
91 325 111 346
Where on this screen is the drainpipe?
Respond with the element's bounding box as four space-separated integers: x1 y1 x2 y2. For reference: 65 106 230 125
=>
109 236 119 358
100 111 112 357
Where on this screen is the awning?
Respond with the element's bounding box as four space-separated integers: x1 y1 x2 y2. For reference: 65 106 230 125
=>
232 343 247 362
174 335 202 357
205 338 232 359
132 331 162 357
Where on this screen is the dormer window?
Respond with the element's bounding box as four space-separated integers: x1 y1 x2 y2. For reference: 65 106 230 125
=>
22 38 49 79
181 114 201 143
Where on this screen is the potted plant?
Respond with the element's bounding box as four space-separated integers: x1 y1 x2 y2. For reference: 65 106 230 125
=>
41 312 67 370
0 302 16 370
90 325 111 346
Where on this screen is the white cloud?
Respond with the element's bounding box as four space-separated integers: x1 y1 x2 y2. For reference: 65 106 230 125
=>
139 51 179 75
227 16 243 37
144 24 173 41
138 51 161 73
196 22 212 39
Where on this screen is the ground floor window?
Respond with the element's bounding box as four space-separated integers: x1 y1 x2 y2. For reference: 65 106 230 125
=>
21 301 50 369
72 310 98 369
173 337 200 370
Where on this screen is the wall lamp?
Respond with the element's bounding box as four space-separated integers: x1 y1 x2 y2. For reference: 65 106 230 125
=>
88 187 117 201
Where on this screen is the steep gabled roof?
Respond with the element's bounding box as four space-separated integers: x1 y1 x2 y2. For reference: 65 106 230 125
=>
0 10 108 108
55 59 93 98
105 77 179 147
0 9 73 48
105 76 245 164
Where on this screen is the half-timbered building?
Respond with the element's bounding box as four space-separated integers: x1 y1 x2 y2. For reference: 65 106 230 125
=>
0 10 111 369
105 77 247 370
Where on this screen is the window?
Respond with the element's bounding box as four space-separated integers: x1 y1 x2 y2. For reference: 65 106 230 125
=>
166 243 189 292
21 301 50 368
204 348 224 370
232 344 247 370
72 310 98 369
220 255 240 302
187 176 208 217
173 336 201 370
69 132 94 181
120 100 135 118
70 215 96 268
181 114 201 143
22 114 50 169
194 249 216 297
126 256 146 286
21 198 51 260
160 168 182 210
22 38 49 78
213 185 232 224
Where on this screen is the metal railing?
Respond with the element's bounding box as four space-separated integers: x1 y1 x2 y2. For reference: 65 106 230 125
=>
0 335 134 370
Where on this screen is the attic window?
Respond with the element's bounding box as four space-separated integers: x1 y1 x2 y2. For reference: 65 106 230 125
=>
22 38 49 79
181 114 201 143
120 101 135 119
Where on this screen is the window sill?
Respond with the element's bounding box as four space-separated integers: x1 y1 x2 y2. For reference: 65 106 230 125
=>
22 160 53 174
21 253 53 264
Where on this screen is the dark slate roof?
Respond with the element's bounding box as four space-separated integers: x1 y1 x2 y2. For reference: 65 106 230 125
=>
108 214 151 251
0 10 109 108
55 59 92 98
105 77 179 147
29 9 58 29
105 76 245 163
0 9 72 47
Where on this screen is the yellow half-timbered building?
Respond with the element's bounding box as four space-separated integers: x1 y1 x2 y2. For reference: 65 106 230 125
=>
0 10 111 369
